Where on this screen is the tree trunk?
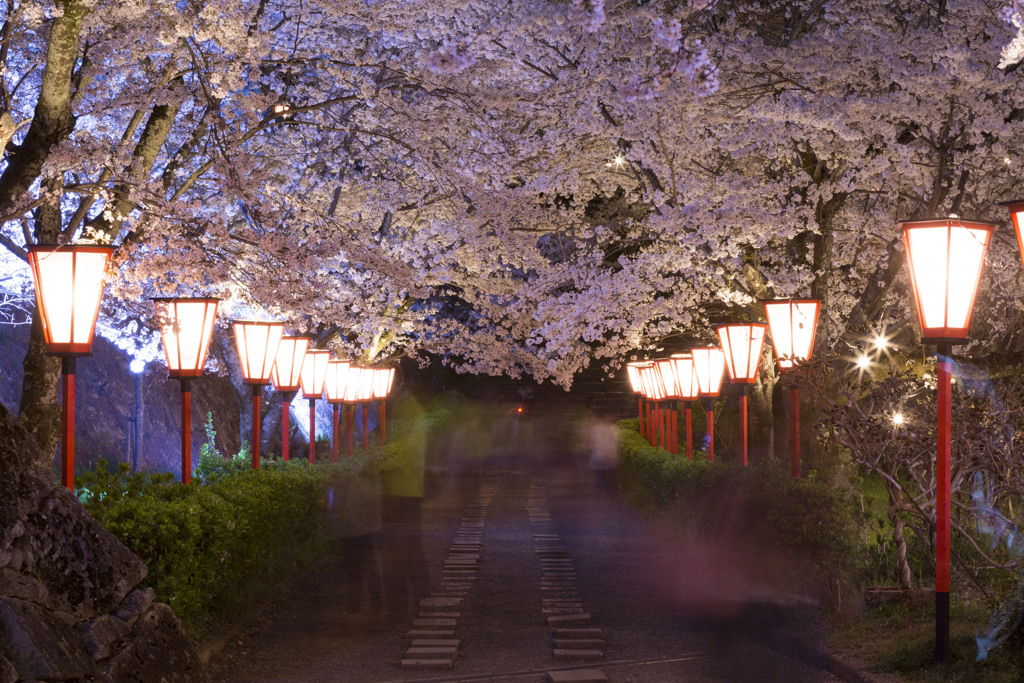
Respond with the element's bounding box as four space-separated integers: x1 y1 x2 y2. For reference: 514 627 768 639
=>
17 311 61 472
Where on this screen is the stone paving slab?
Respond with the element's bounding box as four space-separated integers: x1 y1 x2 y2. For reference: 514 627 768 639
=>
407 629 457 638
555 628 604 640
413 618 458 627
401 659 453 670
421 597 462 607
406 647 458 659
544 670 608 682
547 613 591 626
553 649 603 661
554 639 606 649
410 639 460 647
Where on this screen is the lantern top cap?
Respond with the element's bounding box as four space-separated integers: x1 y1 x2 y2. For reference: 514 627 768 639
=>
28 243 115 251
760 297 821 305
999 199 1024 208
713 321 767 329
231 318 284 324
151 296 220 302
898 217 998 230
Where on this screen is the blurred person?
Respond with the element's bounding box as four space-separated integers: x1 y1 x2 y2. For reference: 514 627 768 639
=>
587 411 620 494
328 467 384 626
379 396 429 623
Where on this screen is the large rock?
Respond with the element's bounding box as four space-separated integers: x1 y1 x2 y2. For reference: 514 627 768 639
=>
0 402 206 681
0 596 94 680
101 603 206 682
0 403 147 619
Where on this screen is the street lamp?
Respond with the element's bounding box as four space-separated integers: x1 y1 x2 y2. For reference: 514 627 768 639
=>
372 368 396 446
763 299 821 478
655 359 680 454
639 363 667 447
716 323 767 466
152 297 219 483
299 349 330 463
626 361 650 441
324 359 352 461
671 354 699 459
902 216 996 664
27 244 115 489
232 320 284 469
691 346 725 461
270 336 310 462
347 367 376 449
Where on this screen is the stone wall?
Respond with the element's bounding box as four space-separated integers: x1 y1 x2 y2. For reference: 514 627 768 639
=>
0 403 205 682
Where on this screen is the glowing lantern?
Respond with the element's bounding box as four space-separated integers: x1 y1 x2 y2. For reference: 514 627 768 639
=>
324 360 351 461
153 297 219 483
901 218 995 343
27 244 115 490
902 216 996 665
716 323 767 467
231 320 285 469
298 349 331 464
372 368 396 446
270 336 310 462
763 300 820 372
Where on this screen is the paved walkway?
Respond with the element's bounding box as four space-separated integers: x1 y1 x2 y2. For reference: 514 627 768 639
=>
208 457 839 682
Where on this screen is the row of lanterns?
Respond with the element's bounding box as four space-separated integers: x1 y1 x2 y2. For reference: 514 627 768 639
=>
620 212 1008 664
624 299 820 473
25 247 395 490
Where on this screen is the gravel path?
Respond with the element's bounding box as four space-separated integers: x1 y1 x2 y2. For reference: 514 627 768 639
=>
208 457 840 682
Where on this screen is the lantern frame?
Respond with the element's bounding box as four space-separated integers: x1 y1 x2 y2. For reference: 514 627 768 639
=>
625 361 648 393
691 346 726 397
762 299 821 372
670 354 699 400
299 349 331 399
1001 199 1024 271
271 336 310 392
372 368 396 398
232 320 285 384
152 297 219 378
900 217 996 344
654 359 680 398
324 360 352 404
716 323 767 384
28 244 115 356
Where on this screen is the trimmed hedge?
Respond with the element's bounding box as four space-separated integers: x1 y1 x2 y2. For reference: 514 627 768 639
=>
78 404 452 630
617 420 859 598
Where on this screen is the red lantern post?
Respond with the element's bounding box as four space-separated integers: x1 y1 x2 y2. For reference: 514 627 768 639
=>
270 336 310 462
27 244 115 489
372 368 396 446
626 362 649 440
716 323 767 466
153 298 219 483
324 359 352 460
232 320 284 469
903 216 995 664
691 346 725 461
763 299 821 478
299 350 330 463
671 354 698 460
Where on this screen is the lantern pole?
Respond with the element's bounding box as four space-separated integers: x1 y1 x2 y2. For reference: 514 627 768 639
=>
60 357 76 489
935 343 952 663
333 403 340 461
740 386 749 467
705 398 714 461
180 378 192 483
281 394 291 461
347 404 355 456
684 400 693 459
309 398 317 464
362 403 369 449
251 385 262 469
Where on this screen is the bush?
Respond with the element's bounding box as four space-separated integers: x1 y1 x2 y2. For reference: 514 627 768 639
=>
76 405 454 632
617 419 860 603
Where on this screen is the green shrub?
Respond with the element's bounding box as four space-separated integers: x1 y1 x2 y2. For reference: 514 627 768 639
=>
617 419 860 601
77 405 454 632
